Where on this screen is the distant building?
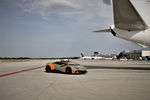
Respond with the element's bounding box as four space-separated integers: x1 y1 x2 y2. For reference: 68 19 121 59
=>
81 52 118 60
121 50 150 60
94 52 99 57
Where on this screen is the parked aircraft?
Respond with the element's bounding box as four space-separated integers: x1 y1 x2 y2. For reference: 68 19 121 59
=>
81 56 92 60
92 56 105 60
94 0 150 48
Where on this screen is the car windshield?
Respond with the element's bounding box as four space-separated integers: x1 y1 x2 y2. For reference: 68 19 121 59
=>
67 62 80 65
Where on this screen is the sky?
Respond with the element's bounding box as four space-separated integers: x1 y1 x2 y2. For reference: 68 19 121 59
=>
0 0 142 58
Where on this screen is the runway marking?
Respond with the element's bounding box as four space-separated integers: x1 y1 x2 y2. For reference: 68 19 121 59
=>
0 66 45 77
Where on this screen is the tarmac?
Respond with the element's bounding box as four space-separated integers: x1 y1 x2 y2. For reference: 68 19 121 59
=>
0 59 150 100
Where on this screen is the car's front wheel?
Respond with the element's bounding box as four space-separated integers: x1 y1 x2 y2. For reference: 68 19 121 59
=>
66 67 72 74
45 65 51 72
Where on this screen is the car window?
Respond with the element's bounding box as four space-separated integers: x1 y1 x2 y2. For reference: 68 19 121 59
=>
54 62 66 65
54 62 61 65
60 62 67 65
67 62 80 65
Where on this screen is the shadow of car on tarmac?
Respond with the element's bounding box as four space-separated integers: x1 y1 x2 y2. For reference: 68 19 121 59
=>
44 70 87 75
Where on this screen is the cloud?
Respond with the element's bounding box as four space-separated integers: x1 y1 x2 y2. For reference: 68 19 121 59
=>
19 0 112 21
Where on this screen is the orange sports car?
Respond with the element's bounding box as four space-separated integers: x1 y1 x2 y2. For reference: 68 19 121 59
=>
45 60 87 74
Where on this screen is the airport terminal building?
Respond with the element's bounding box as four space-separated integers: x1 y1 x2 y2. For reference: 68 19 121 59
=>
121 50 150 60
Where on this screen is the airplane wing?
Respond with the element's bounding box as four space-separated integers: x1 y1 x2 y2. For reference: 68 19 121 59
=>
113 0 148 31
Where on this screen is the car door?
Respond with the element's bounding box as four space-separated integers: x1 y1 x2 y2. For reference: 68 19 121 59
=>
53 62 61 70
58 62 67 72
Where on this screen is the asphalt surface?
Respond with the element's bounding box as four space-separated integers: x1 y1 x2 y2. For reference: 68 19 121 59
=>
0 59 150 100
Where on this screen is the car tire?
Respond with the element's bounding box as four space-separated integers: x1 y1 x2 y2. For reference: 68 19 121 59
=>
66 67 72 74
45 65 51 72
82 71 87 74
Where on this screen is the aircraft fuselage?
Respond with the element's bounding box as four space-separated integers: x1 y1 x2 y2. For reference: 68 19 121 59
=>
111 25 150 48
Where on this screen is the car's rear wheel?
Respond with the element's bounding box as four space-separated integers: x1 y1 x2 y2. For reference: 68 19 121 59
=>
66 67 72 74
45 65 51 72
